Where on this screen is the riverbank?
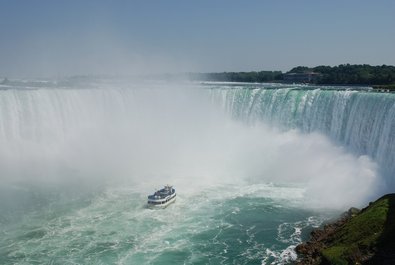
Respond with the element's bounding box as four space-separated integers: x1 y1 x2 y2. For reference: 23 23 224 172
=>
372 84 395 92
295 194 395 264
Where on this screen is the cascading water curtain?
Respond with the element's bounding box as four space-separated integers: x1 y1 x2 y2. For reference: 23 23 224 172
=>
210 85 395 189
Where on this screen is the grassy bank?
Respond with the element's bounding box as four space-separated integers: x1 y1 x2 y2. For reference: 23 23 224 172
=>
296 194 395 264
322 194 395 264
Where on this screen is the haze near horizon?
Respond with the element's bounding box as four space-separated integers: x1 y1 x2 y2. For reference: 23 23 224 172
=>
0 0 394 77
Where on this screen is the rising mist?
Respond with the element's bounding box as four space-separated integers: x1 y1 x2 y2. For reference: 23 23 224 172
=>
0 79 381 209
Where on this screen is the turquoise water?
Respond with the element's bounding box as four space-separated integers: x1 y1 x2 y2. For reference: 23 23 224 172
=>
0 183 334 264
0 79 393 264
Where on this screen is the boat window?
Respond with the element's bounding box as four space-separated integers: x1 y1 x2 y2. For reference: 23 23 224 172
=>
148 201 163 205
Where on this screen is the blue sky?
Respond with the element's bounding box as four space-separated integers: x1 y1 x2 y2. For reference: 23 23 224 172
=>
0 0 394 77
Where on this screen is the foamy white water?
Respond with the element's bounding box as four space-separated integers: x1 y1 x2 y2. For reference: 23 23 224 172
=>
0 78 392 264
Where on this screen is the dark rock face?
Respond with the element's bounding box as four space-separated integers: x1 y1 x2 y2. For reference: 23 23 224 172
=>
295 209 355 265
295 242 323 264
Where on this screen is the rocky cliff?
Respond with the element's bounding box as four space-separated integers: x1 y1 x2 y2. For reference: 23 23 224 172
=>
296 194 395 264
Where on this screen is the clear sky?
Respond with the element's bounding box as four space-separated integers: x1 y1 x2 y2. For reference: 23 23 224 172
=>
0 0 394 77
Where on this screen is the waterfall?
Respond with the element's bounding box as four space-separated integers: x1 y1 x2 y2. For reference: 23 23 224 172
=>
0 80 394 192
0 87 134 143
210 85 395 188
0 81 227 185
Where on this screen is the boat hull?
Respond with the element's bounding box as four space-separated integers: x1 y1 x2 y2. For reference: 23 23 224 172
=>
147 195 176 209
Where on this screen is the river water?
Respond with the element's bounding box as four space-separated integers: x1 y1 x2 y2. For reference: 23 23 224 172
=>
1 79 393 264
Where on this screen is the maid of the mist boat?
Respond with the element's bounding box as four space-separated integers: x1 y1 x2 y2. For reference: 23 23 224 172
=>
147 185 176 208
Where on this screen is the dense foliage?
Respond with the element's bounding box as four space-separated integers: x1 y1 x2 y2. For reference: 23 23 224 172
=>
189 71 283 83
191 65 395 87
289 64 395 85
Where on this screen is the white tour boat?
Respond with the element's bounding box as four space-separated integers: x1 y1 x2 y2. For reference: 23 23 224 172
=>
147 185 176 208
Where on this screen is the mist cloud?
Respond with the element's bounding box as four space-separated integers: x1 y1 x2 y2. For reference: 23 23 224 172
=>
0 82 381 209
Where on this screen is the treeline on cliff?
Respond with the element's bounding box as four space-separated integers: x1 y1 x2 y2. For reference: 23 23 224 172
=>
188 71 283 83
289 64 395 85
190 64 395 86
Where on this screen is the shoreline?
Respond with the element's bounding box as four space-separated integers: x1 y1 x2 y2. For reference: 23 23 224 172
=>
295 194 395 264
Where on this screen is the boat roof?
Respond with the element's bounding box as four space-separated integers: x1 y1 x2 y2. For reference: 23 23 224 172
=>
148 185 175 200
